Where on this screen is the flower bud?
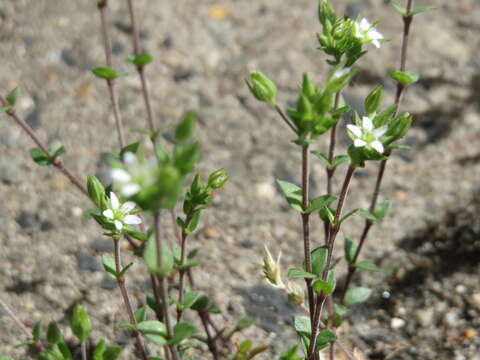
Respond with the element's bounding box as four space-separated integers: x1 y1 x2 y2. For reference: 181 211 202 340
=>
318 0 336 29
207 168 229 189
262 245 284 288
246 72 277 106
286 281 305 306
301 73 316 99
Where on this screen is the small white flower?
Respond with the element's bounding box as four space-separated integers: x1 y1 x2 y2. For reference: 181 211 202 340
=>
110 152 154 197
102 192 142 231
354 18 383 48
332 67 351 80
347 116 387 154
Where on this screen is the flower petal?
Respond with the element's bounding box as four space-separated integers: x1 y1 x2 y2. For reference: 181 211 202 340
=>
373 125 388 138
124 215 142 225
371 140 384 154
110 192 120 210
360 18 370 31
120 201 136 214
369 30 383 40
114 220 123 231
362 116 373 131
347 124 362 137
354 139 367 147
111 168 131 183
102 209 114 219
121 184 141 197
372 39 381 48
123 152 138 167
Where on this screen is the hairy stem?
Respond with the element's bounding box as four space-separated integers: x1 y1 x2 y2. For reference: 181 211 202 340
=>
0 98 88 197
114 239 149 360
125 0 156 140
275 104 297 133
341 0 415 300
199 311 220 360
0 298 46 352
97 1 125 148
308 165 355 359
154 212 179 360
301 144 315 322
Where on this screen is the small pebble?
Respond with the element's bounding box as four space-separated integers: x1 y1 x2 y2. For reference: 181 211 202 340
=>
444 312 459 327
455 284 467 294
415 308 435 327
391 317 406 329
255 182 275 200
468 293 480 310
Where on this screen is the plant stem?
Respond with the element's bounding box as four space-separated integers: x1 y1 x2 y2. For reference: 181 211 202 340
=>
275 104 297 133
326 92 342 198
307 165 355 360
125 0 156 141
0 298 46 352
176 228 189 322
301 144 315 322
341 0 415 300
154 211 179 360
0 98 88 197
199 311 220 360
81 341 87 360
97 1 125 148
113 239 149 360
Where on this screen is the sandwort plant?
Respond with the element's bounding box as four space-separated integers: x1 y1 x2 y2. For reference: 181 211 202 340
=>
248 0 432 359
0 0 434 359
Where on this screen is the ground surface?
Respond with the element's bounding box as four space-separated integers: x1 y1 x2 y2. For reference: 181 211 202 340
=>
0 0 479 359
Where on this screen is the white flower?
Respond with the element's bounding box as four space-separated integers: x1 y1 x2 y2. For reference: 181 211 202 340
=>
102 192 142 231
347 116 387 154
110 152 154 197
354 18 383 48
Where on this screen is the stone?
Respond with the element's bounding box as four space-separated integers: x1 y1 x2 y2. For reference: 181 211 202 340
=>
415 308 434 327
75 251 101 272
390 317 406 329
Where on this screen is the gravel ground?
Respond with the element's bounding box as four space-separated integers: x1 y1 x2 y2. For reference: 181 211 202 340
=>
0 0 479 359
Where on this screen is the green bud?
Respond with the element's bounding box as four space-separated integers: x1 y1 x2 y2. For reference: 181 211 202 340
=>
245 71 277 106
297 94 314 121
71 305 92 342
318 0 336 29
46 321 62 345
175 111 196 143
364 85 383 116
385 113 412 144
301 73 316 99
87 175 107 209
207 168 229 189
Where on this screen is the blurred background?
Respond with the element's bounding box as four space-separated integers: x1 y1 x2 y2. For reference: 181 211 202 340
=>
0 0 479 358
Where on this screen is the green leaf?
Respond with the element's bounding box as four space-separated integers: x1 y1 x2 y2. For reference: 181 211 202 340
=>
191 295 210 311
185 209 201 234
87 175 107 209
30 147 51 166
143 238 174 276
389 0 407 15
316 329 336 349
311 246 328 275
173 142 200 176
409 5 436 16
93 339 107 360
344 237 358 264
134 306 147 323
352 261 380 272
103 346 123 360
127 53 153 67
32 321 41 342
311 151 330 168
374 200 390 220
276 180 303 212
344 287 372 306
120 142 140 157
46 321 62 345
287 268 316 279
293 316 311 335
137 321 168 345
181 291 200 309
364 85 383 115
70 305 92 342
170 322 198 345
339 208 359 225
334 304 348 317
175 111 196 143
312 271 336 295
52 146 66 160
319 206 335 225
58 341 73 360
305 195 337 214
234 317 255 332
118 262 134 278
331 106 351 117
6 86 20 106
102 255 119 279
92 67 122 80
332 155 349 169
279 345 302 360
238 339 252 353
388 70 420 85
358 209 378 222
